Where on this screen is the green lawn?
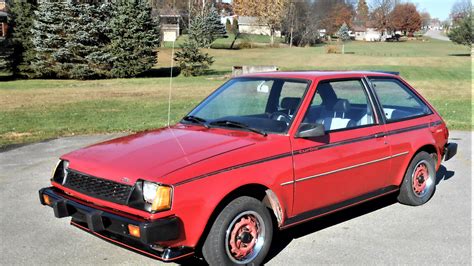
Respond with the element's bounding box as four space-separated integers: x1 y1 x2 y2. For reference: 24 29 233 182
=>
0 38 471 147
163 33 285 49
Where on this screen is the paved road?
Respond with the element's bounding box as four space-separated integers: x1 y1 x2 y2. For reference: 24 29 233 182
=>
424 29 450 41
0 131 471 265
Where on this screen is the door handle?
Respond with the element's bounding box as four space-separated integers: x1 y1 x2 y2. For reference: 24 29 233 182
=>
374 132 386 138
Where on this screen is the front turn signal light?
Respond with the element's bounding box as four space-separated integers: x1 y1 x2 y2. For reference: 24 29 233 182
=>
128 224 141 238
43 194 52 206
151 186 172 212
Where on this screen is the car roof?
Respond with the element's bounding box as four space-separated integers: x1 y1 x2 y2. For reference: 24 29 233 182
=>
240 70 399 80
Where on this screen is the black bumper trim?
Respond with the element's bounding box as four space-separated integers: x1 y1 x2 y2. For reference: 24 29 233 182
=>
444 143 457 161
39 187 180 245
71 220 194 261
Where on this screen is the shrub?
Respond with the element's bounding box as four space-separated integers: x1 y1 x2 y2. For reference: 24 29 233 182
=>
326 45 339 54
174 41 214 77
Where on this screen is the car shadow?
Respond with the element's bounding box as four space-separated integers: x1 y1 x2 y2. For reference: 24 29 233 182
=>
263 192 399 264
178 165 455 266
436 164 455 184
264 164 455 264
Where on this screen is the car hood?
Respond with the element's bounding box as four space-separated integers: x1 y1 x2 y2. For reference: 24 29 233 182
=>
62 126 255 184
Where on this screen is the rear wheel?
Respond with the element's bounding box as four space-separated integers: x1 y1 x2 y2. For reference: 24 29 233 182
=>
202 196 273 266
398 151 436 206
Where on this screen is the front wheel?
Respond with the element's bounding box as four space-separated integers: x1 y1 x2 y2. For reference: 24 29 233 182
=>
202 196 273 266
398 151 436 206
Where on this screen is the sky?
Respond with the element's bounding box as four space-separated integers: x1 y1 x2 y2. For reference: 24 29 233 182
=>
221 0 457 21
412 0 457 20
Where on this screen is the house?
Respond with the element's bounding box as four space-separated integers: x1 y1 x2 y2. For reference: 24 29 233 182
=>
220 15 237 26
353 25 384 42
0 0 9 38
160 14 181 42
237 16 281 37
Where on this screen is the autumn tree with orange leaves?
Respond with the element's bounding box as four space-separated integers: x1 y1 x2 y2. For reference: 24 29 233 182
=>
233 0 288 45
322 2 354 35
389 3 422 36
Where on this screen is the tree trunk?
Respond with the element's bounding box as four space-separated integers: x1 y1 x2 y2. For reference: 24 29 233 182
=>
290 26 293 48
270 27 275 46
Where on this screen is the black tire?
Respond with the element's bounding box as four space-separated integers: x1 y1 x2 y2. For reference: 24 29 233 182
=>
398 151 436 206
202 196 273 266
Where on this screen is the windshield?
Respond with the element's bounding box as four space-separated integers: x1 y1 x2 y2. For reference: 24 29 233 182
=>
184 77 310 134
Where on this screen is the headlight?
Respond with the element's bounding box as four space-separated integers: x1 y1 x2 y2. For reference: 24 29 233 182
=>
52 160 69 185
142 181 172 212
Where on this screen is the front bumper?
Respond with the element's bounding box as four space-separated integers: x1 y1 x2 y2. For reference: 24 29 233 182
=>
39 187 193 261
444 143 457 161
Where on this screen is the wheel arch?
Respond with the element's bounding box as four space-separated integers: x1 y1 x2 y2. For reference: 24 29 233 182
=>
194 183 282 255
414 144 440 167
397 143 439 187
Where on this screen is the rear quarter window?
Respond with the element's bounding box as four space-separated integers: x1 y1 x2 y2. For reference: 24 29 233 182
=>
370 78 432 122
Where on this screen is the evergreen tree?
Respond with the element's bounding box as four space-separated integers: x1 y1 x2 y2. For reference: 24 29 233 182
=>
0 39 13 74
189 5 227 48
107 0 160 78
9 0 37 78
63 3 113 79
174 40 214 76
30 2 69 78
448 12 472 47
204 6 226 45
188 14 208 48
337 22 350 54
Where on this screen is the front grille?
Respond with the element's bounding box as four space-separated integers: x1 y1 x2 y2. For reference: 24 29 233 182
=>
64 170 134 205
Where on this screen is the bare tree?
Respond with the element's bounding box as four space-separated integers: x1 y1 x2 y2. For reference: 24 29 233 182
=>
233 0 289 45
369 0 397 32
450 0 472 23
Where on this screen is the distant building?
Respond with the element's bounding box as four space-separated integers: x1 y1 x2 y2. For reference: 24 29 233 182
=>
237 16 281 37
160 14 181 42
220 15 237 26
0 0 9 38
353 25 384 42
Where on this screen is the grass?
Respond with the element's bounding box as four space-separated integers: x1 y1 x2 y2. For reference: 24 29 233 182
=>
162 33 285 49
0 38 471 147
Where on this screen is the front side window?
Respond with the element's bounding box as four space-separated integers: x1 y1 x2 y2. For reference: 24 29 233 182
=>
186 78 309 134
370 78 431 122
302 79 375 132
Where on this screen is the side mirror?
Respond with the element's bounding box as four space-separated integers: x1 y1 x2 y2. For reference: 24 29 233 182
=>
296 123 326 138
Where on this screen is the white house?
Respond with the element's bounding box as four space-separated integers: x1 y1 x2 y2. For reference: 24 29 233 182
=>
237 16 281 37
160 14 181 42
354 26 384 42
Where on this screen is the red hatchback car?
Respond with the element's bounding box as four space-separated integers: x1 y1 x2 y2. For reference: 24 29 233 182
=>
39 71 456 265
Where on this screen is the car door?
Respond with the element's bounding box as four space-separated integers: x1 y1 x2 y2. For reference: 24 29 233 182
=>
368 77 435 186
288 78 393 218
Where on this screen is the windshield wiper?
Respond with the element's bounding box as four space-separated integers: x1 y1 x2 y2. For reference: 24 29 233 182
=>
210 120 267 136
182 115 210 128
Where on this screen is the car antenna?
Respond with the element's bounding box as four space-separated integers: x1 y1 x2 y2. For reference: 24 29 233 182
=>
167 40 175 128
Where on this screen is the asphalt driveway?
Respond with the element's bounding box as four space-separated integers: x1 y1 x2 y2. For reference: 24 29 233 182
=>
0 131 471 265
424 29 450 41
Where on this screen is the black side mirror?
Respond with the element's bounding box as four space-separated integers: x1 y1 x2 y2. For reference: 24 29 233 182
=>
296 123 325 138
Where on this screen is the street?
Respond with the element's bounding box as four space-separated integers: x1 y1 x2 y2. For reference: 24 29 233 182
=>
0 131 471 265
